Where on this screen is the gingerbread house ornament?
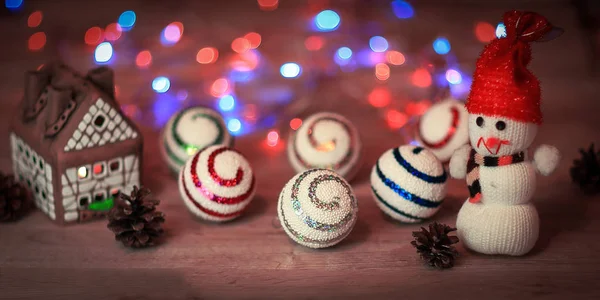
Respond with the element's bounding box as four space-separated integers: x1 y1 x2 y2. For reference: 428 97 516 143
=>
9 63 143 225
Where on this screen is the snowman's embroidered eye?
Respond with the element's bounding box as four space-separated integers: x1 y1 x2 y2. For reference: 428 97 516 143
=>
476 117 484 127
495 121 506 131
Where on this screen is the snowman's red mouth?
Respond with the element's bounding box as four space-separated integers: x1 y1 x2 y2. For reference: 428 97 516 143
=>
477 137 510 155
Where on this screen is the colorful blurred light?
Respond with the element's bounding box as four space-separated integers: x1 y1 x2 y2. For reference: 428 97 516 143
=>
196 47 219 64
104 23 122 41
337 46 352 58
28 32 46 51
369 36 389 53
386 50 405 65
391 0 414 19
162 22 183 45
94 42 113 63
227 119 242 133
258 0 278 11
176 90 188 101
5 0 23 10
218 95 236 112
496 22 507 38
211 78 230 97
406 100 431 116
152 76 171 93
267 130 279 147
386 109 408 129
135 50 152 68
27 11 43 28
305 36 324 51
314 10 340 32
118 10 136 31
445 69 462 85
290 118 302 130
475 22 496 43
433 37 451 55
232 37 251 54
368 87 391 108
244 32 261 49
375 63 390 81
411 68 432 88
280 63 301 78
85 27 104 46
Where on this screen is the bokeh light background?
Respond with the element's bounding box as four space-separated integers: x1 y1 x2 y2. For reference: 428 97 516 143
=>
5 0 507 149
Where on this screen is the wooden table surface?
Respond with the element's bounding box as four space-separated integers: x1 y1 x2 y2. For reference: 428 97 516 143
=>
1 1 600 299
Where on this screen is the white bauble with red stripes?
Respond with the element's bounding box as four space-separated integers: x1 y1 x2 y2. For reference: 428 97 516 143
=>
287 112 362 181
416 99 469 163
278 168 358 249
178 145 255 222
161 106 232 175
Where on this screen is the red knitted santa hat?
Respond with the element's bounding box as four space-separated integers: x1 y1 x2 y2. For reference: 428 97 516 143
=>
465 11 560 124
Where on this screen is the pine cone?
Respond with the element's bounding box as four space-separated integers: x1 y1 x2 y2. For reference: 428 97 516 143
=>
0 172 31 222
107 186 165 248
411 222 460 269
570 143 600 195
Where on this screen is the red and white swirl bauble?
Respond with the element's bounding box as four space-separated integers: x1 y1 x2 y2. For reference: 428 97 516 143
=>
287 112 362 180
178 145 255 222
278 168 358 249
416 99 469 162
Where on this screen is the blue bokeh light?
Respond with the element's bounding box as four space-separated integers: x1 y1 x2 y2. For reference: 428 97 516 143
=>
391 0 414 19
314 10 341 32
218 95 236 112
152 76 171 93
369 36 389 53
118 11 136 31
280 63 301 78
433 37 451 55
496 22 507 38
336 47 353 59
94 42 113 63
227 118 242 133
5 0 23 10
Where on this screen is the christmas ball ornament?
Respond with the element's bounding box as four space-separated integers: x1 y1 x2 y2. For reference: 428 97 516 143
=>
278 168 358 248
370 145 447 223
162 106 232 174
287 112 361 180
178 145 255 222
416 99 469 163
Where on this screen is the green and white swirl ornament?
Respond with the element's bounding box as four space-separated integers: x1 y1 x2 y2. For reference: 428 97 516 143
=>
161 106 232 174
278 168 358 249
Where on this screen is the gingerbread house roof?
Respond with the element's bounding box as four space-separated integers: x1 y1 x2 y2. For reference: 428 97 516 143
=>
11 63 142 167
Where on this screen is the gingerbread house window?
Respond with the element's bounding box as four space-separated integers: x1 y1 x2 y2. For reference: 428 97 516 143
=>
93 190 106 202
108 158 122 174
110 188 120 198
93 162 106 178
78 193 91 208
77 165 91 181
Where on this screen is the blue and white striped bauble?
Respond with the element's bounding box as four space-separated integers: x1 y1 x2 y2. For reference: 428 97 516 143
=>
370 145 447 223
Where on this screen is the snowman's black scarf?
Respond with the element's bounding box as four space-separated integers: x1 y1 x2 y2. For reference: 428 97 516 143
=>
466 149 526 203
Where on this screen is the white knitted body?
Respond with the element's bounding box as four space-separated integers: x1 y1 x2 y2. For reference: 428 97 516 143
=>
278 169 358 249
453 114 559 256
456 200 539 256
370 145 447 223
178 145 254 222
161 107 232 174
416 99 469 163
287 112 361 181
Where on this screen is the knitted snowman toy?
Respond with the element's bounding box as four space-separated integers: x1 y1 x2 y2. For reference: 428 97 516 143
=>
449 11 562 256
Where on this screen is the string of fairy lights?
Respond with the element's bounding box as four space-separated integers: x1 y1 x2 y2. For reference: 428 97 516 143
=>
10 0 507 150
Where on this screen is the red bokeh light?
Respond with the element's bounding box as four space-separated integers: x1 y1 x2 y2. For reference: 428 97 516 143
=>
196 47 219 64
375 63 390 81
386 51 405 65
411 68 432 88
231 38 251 54
28 32 46 51
28 11 43 28
290 118 303 130
475 22 496 43
104 23 122 41
305 36 324 51
244 32 262 49
85 27 104 46
210 78 231 97
258 0 278 11
368 87 391 108
386 109 408 129
135 50 152 68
